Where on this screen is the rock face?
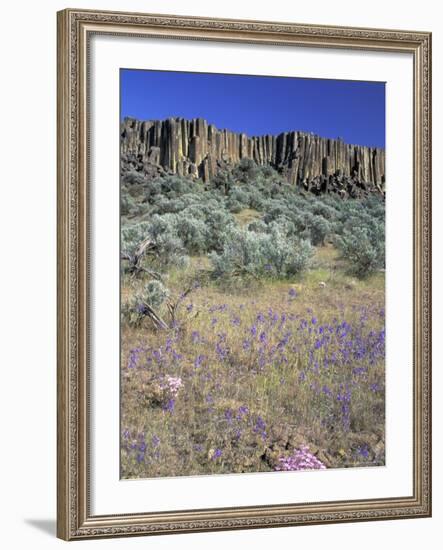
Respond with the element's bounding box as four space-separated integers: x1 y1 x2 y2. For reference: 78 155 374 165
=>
121 116 385 195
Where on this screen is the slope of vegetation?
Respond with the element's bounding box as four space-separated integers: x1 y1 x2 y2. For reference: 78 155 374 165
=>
120 160 385 479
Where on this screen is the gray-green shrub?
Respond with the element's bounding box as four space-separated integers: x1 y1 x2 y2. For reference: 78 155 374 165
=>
210 224 313 279
335 222 385 277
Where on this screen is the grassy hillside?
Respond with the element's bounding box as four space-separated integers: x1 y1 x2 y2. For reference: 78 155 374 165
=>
120 162 385 478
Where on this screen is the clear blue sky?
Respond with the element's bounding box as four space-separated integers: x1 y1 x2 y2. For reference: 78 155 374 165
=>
121 69 385 148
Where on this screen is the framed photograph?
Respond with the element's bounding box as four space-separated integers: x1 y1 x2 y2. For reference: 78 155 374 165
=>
57 8 431 540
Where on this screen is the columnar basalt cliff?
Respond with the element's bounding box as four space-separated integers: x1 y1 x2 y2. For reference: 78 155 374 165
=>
121 117 385 196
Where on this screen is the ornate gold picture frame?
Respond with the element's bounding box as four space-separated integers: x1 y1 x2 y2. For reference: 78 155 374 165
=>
57 8 431 540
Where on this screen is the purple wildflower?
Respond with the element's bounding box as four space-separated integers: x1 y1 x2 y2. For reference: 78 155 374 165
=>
162 398 175 413
237 406 249 418
212 448 222 460
357 445 370 459
275 446 326 471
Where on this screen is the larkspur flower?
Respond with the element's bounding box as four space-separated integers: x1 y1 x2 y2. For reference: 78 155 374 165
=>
357 445 370 459
165 337 173 352
253 415 267 440
271 312 279 324
215 341 228 360
237 405 249 417
162 398 175 413
212 448 222 460
234 429 242 440
128 348 140 369
135 303 148 315
353 367 367 376
258 350 267 369
194 354 205 368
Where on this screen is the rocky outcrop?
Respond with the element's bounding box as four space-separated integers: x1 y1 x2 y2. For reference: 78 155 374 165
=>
121 116 385 194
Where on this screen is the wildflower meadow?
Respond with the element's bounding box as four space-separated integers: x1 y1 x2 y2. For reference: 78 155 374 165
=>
120 164 385 479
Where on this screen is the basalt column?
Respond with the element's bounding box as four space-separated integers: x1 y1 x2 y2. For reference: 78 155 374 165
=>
121 116 385 192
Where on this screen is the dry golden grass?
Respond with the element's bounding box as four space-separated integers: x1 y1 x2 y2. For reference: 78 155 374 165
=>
120 246 385 479
233 208 261 226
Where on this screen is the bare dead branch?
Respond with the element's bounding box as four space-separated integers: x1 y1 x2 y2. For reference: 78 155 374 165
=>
233 262 260 280
140 302 169 330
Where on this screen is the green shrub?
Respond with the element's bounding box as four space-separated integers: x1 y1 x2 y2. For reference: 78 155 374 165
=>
122 280 170 326
233 158 259 183
212 169 235 195
121 218 188 272
120 161 386 278
122 170 146 186
121 222 151 259
302 213 332 246
261 223 313 277
174 215 210 254
336 222 385 277
210 224 312 280
142 280 169 309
